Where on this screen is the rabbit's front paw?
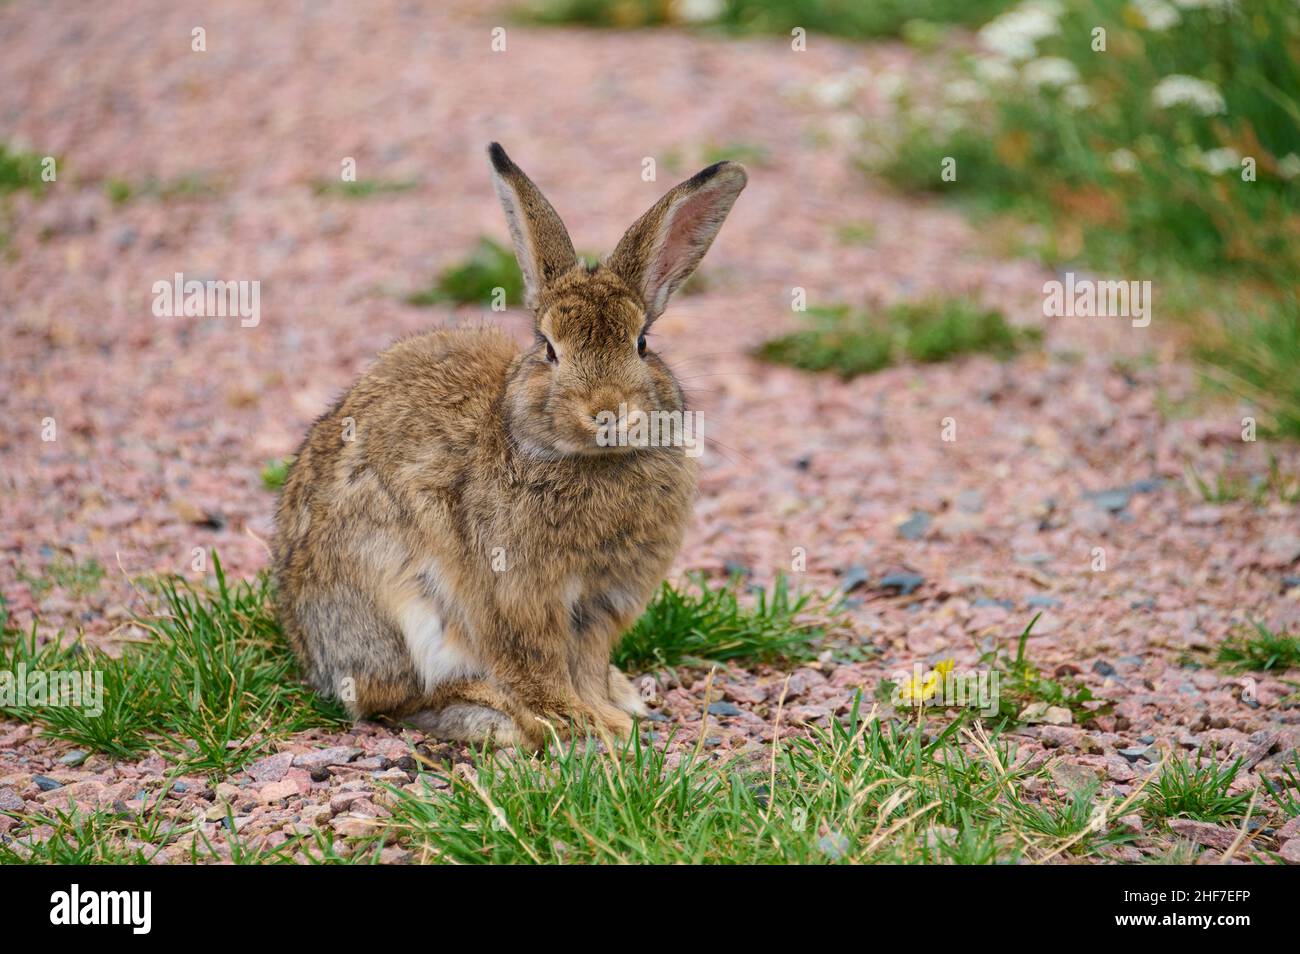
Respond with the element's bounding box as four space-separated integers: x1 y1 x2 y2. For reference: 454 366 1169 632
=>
609 666 650 719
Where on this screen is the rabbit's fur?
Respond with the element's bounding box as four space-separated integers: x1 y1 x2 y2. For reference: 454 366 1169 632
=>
273 144 746 748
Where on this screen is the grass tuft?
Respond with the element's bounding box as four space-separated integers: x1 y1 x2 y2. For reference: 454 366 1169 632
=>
1142 750 1250 823
757 300 1037 379
1216 622 1300 674
1 555 349 775
407 237 524 307
311 177 419 198
613 573 835 670
0 143 52 196
520 0 1012 40
261 457 292 491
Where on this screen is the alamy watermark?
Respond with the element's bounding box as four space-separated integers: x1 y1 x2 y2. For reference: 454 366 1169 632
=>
0 663 104 717
152 272 260 327
595 403 704 458
1043 272 1151 328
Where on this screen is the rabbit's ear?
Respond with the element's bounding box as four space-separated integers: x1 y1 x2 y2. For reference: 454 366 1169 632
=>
487 143 578 310
608 161 747 323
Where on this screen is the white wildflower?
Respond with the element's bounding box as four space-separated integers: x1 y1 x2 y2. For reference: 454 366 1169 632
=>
978 2 1063 61
1279 153 1300 180
972 55 1018 85
1063 84 1094 109
812 75 861 108
873 72 906 102
1132 0 1181 30
1108 149 1139 174
674 0 724 22
1198 147 1241 175
944 78 986 105
1152 75 1226 115
1172 0 1232 10
1023 56 1080 88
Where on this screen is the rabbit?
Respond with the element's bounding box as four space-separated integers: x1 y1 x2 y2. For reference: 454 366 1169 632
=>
273 143 747 748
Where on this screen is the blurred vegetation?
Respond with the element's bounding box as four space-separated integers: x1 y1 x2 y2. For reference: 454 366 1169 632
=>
311 177 419 198
104 172 222 204
407 237 525 307
521 0 1013 39
855 0 1300 436
0 143 51 196
758 299 1038 377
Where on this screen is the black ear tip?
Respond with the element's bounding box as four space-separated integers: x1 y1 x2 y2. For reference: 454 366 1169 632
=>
487 142 512 173
689 160 747 190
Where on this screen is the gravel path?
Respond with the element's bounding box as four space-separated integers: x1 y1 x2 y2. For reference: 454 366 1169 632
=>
1 0 1297 862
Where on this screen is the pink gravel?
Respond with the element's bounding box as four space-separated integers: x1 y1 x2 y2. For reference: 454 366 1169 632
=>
1 0 1297 862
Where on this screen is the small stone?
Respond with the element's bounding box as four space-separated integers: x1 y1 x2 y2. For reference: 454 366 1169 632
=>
1092 660 1117 678
897 511 932 540
1086 489 1131 512
1027 595 1061 609
329 791 372 815
1042 706 1072 725
257 780 300 803
1038 726 1085 749
1049 761 1101 792
816 831 850 860
330 814 380 838
0 787 25 812
879 572 925 595
247 751 295 784
1116 813 1143 834
59 750 89 766
292 746 362 771
707 701 743 717
1168 819 1238 851
1118 745 1155 763
837 564 870 593
955 489 984 513
32 775 61 792
1279 840 1300 865
787 704 831 724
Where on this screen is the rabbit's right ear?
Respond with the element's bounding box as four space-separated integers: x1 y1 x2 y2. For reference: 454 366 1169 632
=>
487 143 578 311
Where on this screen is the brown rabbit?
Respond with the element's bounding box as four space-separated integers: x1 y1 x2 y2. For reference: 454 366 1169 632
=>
273 143 746 748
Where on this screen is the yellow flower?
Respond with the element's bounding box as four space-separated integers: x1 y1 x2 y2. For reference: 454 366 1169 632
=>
899 658 957 706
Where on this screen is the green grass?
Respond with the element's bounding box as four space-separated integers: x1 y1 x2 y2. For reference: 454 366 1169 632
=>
701 140 770 167
1216 622 1300 674
520 0 1013 40
613 573 835 670
386 701 1138 864
1193 292 1300 439
0 555 349 775
1263 751 1300 819
0 143 51 196
756 300 1038 378
866 0 1300 436
1184 458 1300 505
261 457 292 491
407 237 524 307
1142 750 1251 824
104 173 222 205
311 177 419 198
16 555 105 599
4 566 1290 864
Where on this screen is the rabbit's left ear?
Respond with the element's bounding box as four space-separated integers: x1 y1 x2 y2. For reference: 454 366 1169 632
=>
488 143 578 310
608 161 747 323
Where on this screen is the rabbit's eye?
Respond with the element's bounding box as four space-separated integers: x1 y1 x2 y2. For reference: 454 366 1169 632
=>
637 334 647 357
545 340 558 364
